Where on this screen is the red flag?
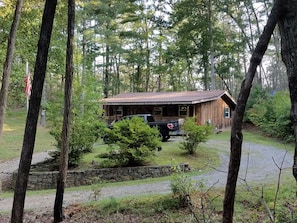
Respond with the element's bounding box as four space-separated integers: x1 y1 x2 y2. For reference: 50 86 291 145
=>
24 74 31 98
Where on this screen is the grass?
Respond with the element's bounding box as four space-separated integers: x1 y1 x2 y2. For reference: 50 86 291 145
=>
1 109 55 161
81 139 220 173
52 175 297 222
3 176 296 222
152 139 219 170
63 173 297 222
1 109 220 173
209 128 294 152
87 194 190 221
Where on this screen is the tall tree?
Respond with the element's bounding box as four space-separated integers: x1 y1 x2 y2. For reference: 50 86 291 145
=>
171 0 211 90
222 0 284 222
54 0 75 221
278 0 297 196
10 0 57 222
0 0 23 139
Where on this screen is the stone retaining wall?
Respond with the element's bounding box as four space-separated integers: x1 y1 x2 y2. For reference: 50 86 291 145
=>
1 173 13 191
12 164 190 190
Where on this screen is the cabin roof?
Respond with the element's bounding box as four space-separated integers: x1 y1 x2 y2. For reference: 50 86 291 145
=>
102 90 236 109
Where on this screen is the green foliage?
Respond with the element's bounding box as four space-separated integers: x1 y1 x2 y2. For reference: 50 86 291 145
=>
48 76 106 167
49 115 105 167
171 174 196 207
179 118 213 154
3 1 67 110
100 197 123 213
244 84 269 123
247 91 293 142
2 0 288 107
7 63 30 108
91 181 105 201
99 116 161 167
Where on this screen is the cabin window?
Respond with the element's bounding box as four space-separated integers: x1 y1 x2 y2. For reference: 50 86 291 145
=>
163 105 178 116
179 105 188 116
116 106 123 116
224 107 230 118
153 106 163 116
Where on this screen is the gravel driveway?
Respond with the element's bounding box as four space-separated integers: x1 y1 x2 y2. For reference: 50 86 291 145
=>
0 138 293 214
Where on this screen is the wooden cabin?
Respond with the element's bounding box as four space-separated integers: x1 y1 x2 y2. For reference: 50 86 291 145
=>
101 90 236 129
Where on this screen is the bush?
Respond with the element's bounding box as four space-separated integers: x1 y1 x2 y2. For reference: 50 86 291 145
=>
50 116 105 167
247 91 293 142
171 174 196 207
99 116 161 167
47 76 106 167
244 84 269 122
179 117 213 154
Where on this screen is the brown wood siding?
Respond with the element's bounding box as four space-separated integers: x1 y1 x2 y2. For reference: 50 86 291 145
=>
193 99 232 128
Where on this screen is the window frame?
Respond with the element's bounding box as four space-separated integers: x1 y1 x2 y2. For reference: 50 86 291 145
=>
179 105 188 116
224 107 230 118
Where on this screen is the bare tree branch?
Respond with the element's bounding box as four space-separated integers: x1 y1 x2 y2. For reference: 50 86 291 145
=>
272 151 288 220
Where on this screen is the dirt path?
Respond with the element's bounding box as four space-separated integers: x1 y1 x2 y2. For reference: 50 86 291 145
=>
0 139 293 214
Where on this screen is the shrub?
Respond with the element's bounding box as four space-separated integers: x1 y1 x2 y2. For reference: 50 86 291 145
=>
99 116 161 167
244 84 269 122
179 117 213 154
171 175 195 207
47 76 106 167
50 116 105 167
247 91 293 142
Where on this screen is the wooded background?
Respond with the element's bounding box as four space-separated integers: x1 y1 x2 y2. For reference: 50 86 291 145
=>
0 0 286 107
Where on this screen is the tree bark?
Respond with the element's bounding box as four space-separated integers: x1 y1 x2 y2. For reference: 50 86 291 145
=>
222 1 284 222
54 0 75 222
104 45 110 98
0 0 23 139
10 1 57 222
278 0 297 196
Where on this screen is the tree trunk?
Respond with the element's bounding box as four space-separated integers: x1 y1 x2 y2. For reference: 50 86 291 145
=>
0 0 23 139
209 0 215 90
54 0 75 222
10 1 57 222
104 45 110 98
278 0 297 196
222 1 284 222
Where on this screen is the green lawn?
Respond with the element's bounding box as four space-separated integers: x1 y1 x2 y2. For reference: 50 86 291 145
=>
1 109 55 161
209 128 294 152
1 109 220 173
1 109 294 170
82 138 220 173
